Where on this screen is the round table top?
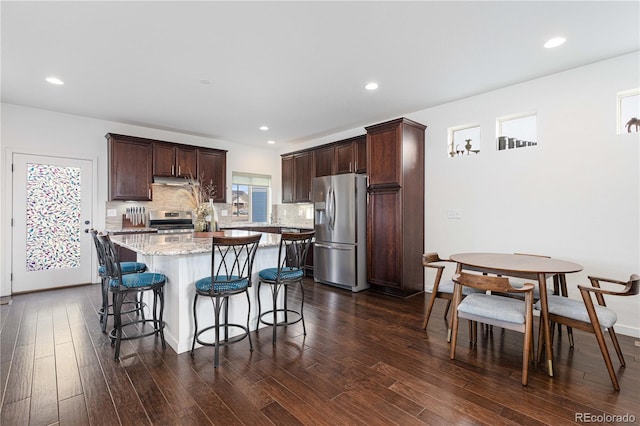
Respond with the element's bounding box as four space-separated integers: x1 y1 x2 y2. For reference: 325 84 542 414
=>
449 252 583 275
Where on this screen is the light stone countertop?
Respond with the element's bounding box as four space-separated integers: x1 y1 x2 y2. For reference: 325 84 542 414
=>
110 230 280 256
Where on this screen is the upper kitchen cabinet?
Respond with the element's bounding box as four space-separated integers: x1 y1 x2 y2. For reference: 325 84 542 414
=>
355 136 367 174
281 151 313 203
365 118 426 297
314 145 334 177
197 148 227 203
106 133 153 201
334 135 366 175
282 155 295 203
153 143 197 178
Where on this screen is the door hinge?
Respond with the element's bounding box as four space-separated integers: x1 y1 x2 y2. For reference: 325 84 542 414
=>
10 273 13 282
11 218 13 227
11 163 14 172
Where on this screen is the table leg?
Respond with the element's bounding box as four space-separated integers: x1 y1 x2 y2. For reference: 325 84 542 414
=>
538 272 554 376
559 274 574 346
447 262 464 342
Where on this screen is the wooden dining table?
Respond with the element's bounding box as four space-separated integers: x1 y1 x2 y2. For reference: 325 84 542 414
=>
449 252 583 377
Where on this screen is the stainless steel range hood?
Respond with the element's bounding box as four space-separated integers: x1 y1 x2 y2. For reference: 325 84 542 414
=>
152 176 191 186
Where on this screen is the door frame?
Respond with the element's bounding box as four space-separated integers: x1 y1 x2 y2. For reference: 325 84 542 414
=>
2 147 99 296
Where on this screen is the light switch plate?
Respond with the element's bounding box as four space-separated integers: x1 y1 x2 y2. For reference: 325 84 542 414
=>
107 209 117 217
221 210 228 216
447 209 462 219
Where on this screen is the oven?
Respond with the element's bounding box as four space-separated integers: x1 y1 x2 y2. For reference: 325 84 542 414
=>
148 210 194 234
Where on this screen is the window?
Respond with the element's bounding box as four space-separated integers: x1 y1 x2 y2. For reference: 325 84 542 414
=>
231 172 271 223
617 88 640 134
497 112 537 150
448 124 481 157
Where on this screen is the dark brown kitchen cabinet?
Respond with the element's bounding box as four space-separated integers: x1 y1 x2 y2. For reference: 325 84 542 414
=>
281 152 313 203
106 133 153 201
198 148 227 203
335 135 366 175
294 151 313 202
281 155 295 203
153 143 198 178
314 145 334 177
153 143 197 178
355 136 367 173
365 118 426 297
334 140 354 174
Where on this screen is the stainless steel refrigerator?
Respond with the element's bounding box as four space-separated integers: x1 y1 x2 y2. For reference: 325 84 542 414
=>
312 173 368 292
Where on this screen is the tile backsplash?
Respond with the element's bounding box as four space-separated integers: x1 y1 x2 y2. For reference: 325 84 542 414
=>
105 184 313 230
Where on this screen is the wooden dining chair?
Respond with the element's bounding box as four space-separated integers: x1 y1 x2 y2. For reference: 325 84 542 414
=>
421 253 483 341
535 274 639 390
450 272 535 386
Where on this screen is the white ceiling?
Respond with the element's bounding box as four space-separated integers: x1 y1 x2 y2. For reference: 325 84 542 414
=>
2 1 639 149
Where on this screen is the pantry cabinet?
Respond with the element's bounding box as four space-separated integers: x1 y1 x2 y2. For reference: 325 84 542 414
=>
365 118 426 297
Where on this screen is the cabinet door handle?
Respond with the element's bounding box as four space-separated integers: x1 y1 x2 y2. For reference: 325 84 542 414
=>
178 165 181 175
171 165 175 175
148 188 151 199
349 161 352 172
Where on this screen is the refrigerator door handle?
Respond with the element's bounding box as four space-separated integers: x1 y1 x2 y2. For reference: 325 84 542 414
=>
315 242 352 250
330 185 336 230
325 186 333 231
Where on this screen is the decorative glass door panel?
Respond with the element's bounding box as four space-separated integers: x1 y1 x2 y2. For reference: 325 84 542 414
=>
12 154 93 292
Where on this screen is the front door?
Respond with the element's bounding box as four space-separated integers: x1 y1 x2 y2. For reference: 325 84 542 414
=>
12 154 93 293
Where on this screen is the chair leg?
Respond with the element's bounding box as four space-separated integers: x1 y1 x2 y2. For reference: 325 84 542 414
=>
214 295 222 368
608 328 625 366
558 274 574 347
113 292 123 361
272 283 280 345
449 308 460 360
191 294 199 355
100 277 109 333
257 281 263 328
445 299 453 342
537 318 545 364
421 293 438 330
156 287 166 349
245 291 253 352
299 279 306 336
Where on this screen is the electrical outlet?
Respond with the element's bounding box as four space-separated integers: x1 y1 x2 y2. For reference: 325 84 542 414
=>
447 209 462 219
221 210 228 217
107 209 117 217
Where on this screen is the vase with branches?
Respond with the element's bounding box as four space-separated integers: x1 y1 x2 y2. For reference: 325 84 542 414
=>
176 176 217 232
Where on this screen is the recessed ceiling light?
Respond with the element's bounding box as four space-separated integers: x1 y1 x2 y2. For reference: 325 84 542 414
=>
544 37 566 49
267 140 275 144
365 82 379 91
46 76 64 85
199 79 213 85
260 126 269 131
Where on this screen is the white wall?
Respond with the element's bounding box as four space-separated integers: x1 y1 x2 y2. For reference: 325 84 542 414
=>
0 105 282 296
308 52 640 336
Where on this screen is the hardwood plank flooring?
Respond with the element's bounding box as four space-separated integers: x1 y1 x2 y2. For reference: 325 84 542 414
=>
0 279 638 425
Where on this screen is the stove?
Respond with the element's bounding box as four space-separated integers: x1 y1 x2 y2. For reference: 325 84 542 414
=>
148 210 194 234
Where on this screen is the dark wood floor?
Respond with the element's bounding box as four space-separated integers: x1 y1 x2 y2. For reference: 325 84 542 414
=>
1 278 639 425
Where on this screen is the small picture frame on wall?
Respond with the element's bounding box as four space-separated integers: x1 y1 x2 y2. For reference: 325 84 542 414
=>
617 88 640 134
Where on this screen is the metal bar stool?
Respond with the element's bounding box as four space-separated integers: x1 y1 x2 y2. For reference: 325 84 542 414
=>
191 233 262 367
257 231 314 345
98 234 167 361
90 229 147 333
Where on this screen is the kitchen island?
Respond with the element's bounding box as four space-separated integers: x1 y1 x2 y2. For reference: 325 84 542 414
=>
110 230 282 354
